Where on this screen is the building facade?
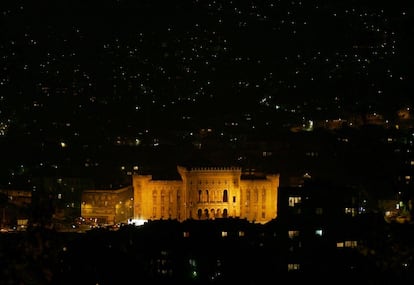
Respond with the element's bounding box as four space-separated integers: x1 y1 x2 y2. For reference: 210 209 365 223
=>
81 186 134 225
133 166 280 224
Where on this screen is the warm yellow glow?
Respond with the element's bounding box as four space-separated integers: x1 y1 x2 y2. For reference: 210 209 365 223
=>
132 166 279 224
336 242 344 248
288 263 300 271
128 219 147 226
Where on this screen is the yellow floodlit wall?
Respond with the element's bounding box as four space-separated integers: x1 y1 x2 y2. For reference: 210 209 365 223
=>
133 166 279 224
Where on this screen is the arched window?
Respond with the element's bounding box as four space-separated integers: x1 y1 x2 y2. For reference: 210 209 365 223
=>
223 190 228 202
197 209 202 219
223 208 228 218
161 190 165 205
204 209 209 219
206 190 209 202
198 190 202 202
152 190 157 205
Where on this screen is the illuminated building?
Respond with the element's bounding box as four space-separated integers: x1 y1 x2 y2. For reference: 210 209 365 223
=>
81 165 280 225
133 165 279 224
81 186 134 225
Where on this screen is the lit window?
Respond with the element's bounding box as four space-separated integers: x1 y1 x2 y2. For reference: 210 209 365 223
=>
344 240 358 248
288 263 300 271
238 230 245 237
345 207 356 216
221 231 228 237
315 229 323 236
336 242 344 248
288 196 301 207
288 230 299 239
189 258 197 267
183 231 190 238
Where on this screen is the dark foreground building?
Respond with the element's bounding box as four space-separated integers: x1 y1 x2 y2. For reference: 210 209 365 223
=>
1 178 414 284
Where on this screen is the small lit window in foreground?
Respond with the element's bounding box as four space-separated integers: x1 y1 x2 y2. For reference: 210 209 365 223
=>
221 231 228 237
288 263 300 271
337 240 358 248
344 240 358 248
345 207 357 216
288 230 299 239
288 196 301 207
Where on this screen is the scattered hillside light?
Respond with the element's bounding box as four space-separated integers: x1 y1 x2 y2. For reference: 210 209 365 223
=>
192 270 198 278
60 142 67 148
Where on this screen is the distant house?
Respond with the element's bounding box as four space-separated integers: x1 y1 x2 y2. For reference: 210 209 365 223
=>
0 189 31 227
0 189 32 207
81 186 133 225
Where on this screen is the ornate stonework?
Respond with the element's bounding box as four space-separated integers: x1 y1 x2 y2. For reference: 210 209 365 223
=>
81 166 280 224
133 166 279 224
